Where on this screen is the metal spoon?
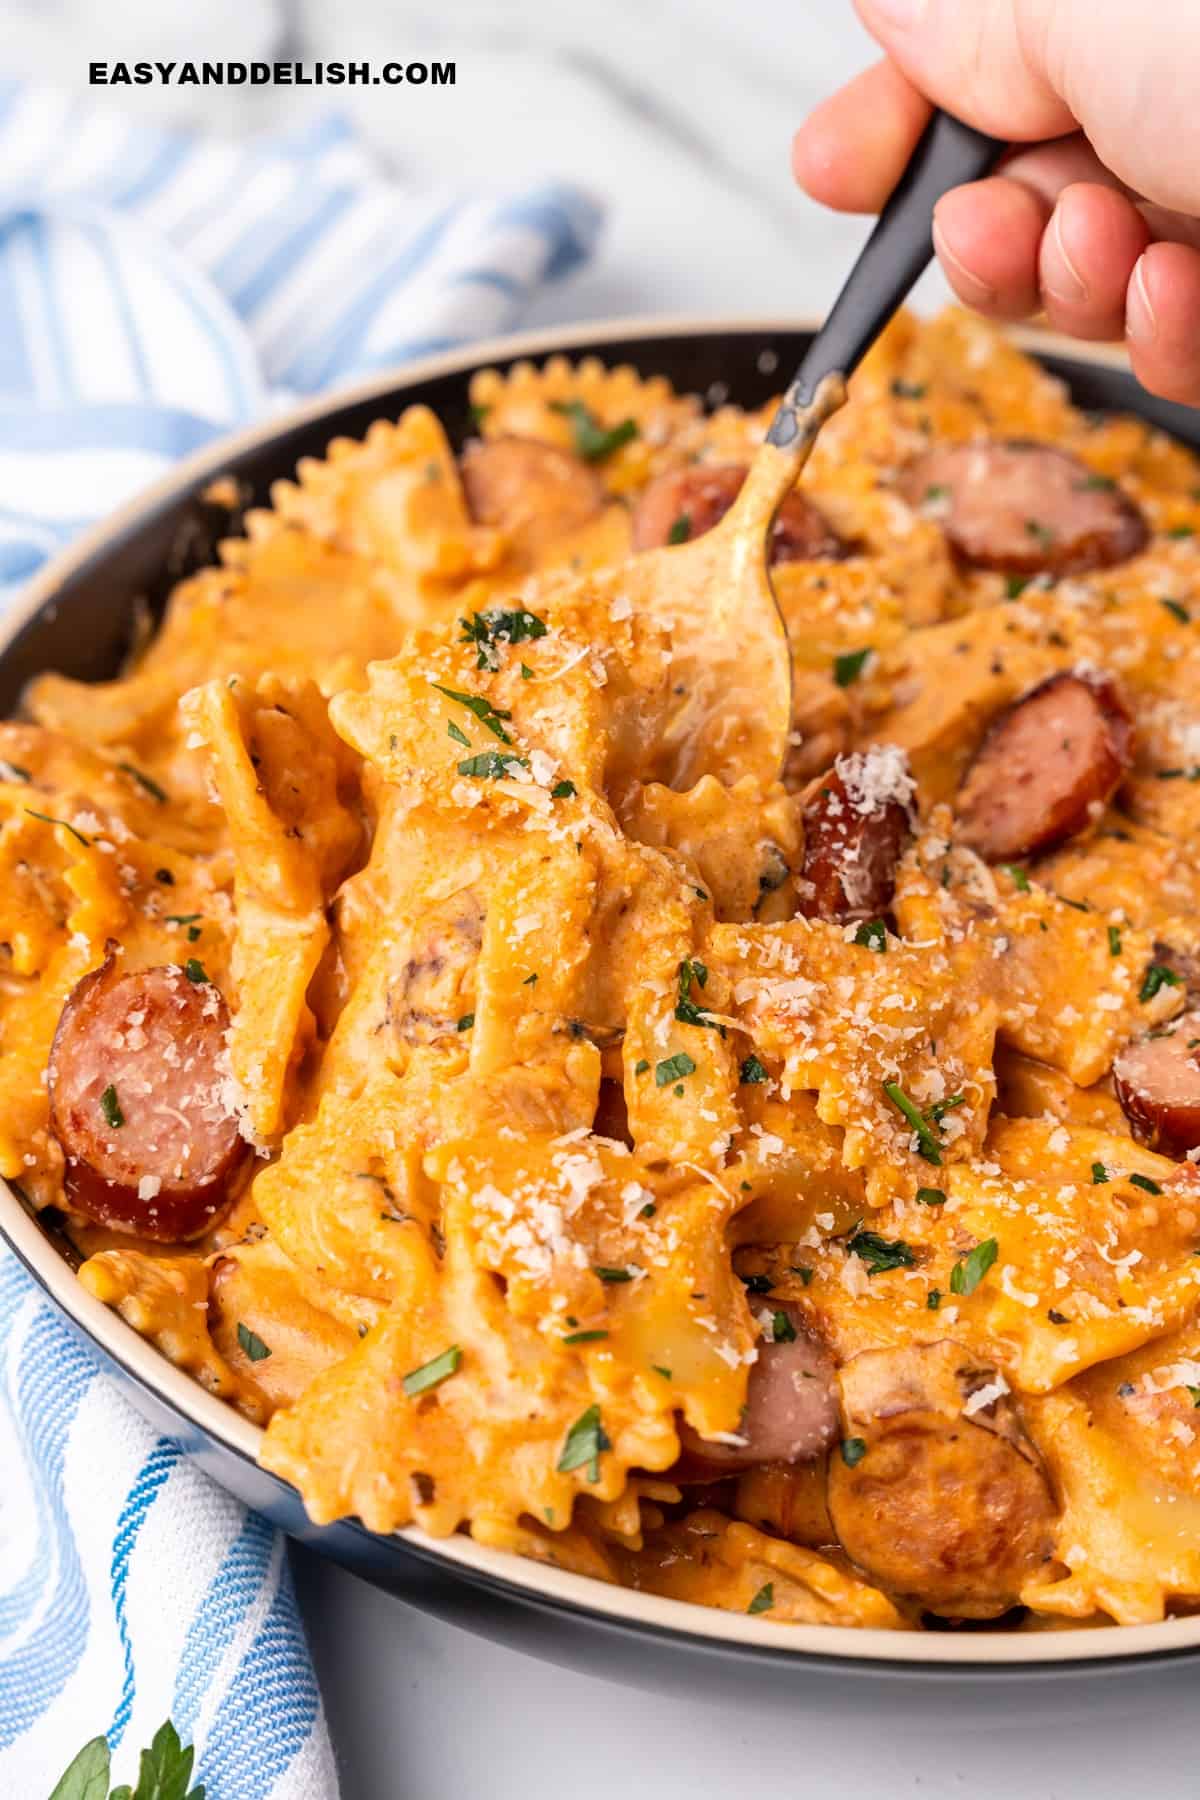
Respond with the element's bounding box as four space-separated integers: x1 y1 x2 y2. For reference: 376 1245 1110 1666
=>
636 109 1005 790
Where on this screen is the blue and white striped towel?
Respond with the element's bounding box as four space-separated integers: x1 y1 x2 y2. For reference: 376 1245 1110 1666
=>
0 80 602 1797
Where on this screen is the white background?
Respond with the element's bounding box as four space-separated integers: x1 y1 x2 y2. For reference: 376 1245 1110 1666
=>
5 1 1196 1793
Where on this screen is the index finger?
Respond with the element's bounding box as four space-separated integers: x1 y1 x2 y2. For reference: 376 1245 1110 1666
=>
792 59 933 215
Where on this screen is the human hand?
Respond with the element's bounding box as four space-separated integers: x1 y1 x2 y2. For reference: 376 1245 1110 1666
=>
792 0 1200 403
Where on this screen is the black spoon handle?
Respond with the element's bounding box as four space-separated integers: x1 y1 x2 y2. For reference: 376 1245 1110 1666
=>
768 109 1005 443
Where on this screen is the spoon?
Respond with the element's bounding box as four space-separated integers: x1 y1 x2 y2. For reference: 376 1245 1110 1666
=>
630 109 1005 791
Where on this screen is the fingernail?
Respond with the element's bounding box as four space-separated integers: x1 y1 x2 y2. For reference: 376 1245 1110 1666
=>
863 0 926 26
1043 205 1088 304
932 218 997 307
1127 255 1158 342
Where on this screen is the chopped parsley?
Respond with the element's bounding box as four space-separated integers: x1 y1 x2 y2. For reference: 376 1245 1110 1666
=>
1129 1172 1162 1195
747 1582 774 1615
556 1404 610 1480
118 760 167 803
1108 925 1122 957
667 513 692 545
914 1186 946 1206
237 1322 271 1362
846 1223 916 1275
467 401 490 429
840 1436 868 1467
402 1344 461 1396
433 682 513 744
1000 864 1030 892
447 719 471 747
833 647 872 688
594 1266 634 1283
771 1309 797 1343
1140 962 1182 1003
1005 574 1030 599
675 959 723 1034
550 399 638 463
927 1287 942 1310
459 606 548 670
522 971 538 986
456 750 528 780
882 1080 944 1164
99 1084 124 1130
1167 524 1195 539
923 483 949 503
24 807 90 847
739 1053 768 1085
1189 1386 1200 1409
853 918 887 953
634 1058 650 1075
652 1364 673 1380
183 958 209 984
890 378 926 399
1092 1162 1109 1184
456 1013 475 1031
1025 518 1055 548
1161 598 1191 624
950 1237 998 1298
1078 472 1117 491
551 779 577 799
791 1265 814 1286
655 1051 696 1086
562 1329 608 1345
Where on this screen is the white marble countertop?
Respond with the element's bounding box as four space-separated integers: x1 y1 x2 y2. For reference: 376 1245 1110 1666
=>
2 2 1190 1794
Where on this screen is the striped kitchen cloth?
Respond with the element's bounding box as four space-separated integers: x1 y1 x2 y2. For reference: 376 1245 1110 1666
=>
0 80 603 1797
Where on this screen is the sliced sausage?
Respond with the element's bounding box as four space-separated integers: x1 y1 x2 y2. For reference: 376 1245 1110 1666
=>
631 463 845 564
956 670 1133 862
898 440 1148 576
460 436 603 549
48 958 248 1241
827 1341 1057 1618
387 888 484 1047
676 1302 838 1473
799 746 914 923
1114 1013 1200 1157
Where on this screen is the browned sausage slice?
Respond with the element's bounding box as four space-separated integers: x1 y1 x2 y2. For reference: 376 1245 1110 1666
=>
676 1303 838 1472
1114 1012 1200 1157
827 1340 1057 1618
631 463 845 564
799 746 914 923
956 670 1133 862
460 436 603 549
898 440 1148 575
49 958 248 1241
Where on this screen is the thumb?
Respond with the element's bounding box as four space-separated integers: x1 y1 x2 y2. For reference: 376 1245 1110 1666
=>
852 0 1074 143
854 0 1200 216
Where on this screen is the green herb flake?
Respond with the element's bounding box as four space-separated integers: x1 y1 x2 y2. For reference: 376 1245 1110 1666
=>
563 1329 608 1345
237 1322 271 1363
594 1265 634 1283
634 1058 650 1076
1079 472 1117 491
459 606 548 670
854 918 887 952
447 719 471 748
1092 1162 1109 1184
433 681 513 744
1162 598 1191 624
1025 518 1055 547
747 1582 775 1615
550 398 638 463
791 1264 814 1286
520 662 534 679
1129 1172 1162 1195
950 1237 998 1298
522 971 538 986
771 1309 797 1344
890 378 926 399
402 1343 462 1396
556 1403 611 1480
1167 524 1195 539
551 779 577 799
655 1051 697 1087
1001 864 1030 892
651 1363 673 1380
675 958 724 1034
667 513 692 545
833 647 872 688
1108 925 1122 957
882 1080 943 1164
118 760 168 803
456 1013 475 1031
1188 1386 1200 1409
183 958 209 984
927 1287 942 1311
840 1436 868 1467
915 1186 946 1206
739 1053 768 1085
457 750 529 780
24 806 90 847
1005 574 1030 599
846 1223 916 1276
1141 962 1182 1003
99 1084 124 1130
